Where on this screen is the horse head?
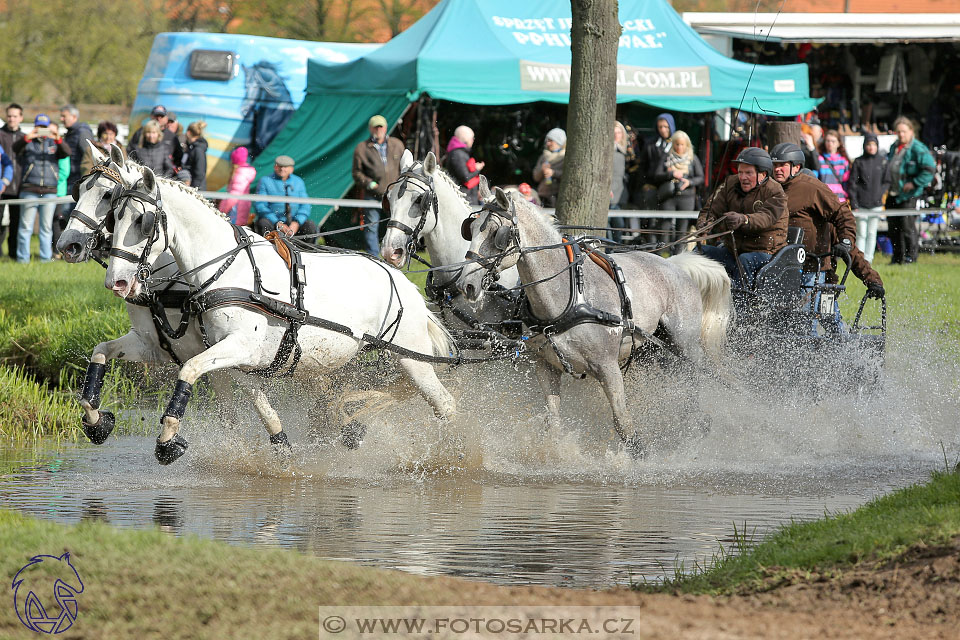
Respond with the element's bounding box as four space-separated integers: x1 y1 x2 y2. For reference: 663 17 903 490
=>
104 164 167 300
456 186 521 303
380 149 438 267
58 141 125 262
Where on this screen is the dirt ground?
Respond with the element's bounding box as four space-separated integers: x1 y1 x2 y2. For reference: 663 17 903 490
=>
400 538 960 639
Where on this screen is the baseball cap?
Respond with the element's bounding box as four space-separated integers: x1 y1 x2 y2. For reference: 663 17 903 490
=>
34 114 51 127
151 105 167 117
368 115 388 129
274 155 295 167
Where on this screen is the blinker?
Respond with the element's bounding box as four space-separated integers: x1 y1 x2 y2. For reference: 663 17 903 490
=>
460 215 475 241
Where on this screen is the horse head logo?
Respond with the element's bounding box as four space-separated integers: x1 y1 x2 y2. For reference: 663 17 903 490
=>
12 553 84 634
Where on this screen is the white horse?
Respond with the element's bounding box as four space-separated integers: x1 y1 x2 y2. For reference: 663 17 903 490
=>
59 143 262 446
457 187 732 456
380 151 521 332
97 148 455 464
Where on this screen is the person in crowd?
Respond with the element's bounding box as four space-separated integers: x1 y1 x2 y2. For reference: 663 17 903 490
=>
50 122 71 258
635 113 675 212
129 121 174 178
0 103 25 259
352 114 404 254
849 132 889 263
770 142 885 333
654 129 703 254
92 121 119 155
695 147 788 288
516 182 541 207
55 105 93 256
817 129 851 202
180 121 208 191
0 144 13 228
532 128 566 208
127 104 179 162
165 111 185 169
885 116 936 265
12 114 70 263
218 146 257 226
254 154 316 240
444 125 485 205
801 118 822 173
608 121 630 243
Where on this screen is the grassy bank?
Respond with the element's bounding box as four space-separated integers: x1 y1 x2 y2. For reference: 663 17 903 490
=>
645 466 960 595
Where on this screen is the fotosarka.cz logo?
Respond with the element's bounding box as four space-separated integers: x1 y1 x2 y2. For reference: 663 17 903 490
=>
11 553 84 634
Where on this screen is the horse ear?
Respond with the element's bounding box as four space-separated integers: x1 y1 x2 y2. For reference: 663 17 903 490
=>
400 149 414 173
87 139 106 164
109 143 125 167
494 186 510 210
478 175 492 202
141 166 157 193
423 152 437 175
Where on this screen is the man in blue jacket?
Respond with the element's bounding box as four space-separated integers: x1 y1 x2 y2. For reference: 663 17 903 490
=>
253 155 316 241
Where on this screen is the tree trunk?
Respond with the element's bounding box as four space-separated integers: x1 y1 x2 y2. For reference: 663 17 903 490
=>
766 120 803 149
556 0 621 228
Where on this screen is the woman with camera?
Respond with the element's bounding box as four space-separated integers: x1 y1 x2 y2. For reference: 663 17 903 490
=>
12 114 70 263
654 130 703 254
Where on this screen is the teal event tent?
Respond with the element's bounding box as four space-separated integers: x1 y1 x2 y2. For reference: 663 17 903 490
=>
257 0 818 218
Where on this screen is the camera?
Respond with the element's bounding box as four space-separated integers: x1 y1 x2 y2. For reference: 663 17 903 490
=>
673 180 683 196
35 127 50 137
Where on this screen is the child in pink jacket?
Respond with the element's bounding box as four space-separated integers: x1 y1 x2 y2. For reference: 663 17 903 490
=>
218 147 257 225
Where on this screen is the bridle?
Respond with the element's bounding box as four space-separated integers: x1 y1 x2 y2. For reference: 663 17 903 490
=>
461 200 520 285
382 170 438 266
68 163 127 261
105 179 170 284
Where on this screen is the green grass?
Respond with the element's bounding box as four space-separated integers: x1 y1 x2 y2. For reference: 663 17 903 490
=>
642 467 960 595
0 365 81 442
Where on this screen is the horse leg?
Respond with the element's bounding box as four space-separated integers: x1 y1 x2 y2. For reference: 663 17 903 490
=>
155 335 265 465
81 332 168 445
396 358 456 420
535 359 563 432
592 361 643 458
222 370 291 454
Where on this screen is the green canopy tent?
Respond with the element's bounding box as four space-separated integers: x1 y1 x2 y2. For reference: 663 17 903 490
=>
257 0 818 224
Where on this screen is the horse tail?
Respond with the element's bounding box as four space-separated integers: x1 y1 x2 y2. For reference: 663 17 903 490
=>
667 251 732 357
425 309 455 358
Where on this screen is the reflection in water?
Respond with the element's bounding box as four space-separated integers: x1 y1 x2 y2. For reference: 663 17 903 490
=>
2 321 958 588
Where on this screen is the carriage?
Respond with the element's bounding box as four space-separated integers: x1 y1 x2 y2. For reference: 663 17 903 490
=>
725 226 886 394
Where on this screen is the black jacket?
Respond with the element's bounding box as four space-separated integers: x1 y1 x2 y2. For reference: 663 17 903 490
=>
182 137 208 190
128 127 181 166
0 124 25 195
63 121 94 187
130 139 174 178
13 136 71 194
444 146 480 204
638 136 671 184
849 152 889 210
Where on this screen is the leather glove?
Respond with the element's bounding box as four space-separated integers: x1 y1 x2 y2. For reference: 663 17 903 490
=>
866 281 885 299
832 239 852 262
724 212 747 229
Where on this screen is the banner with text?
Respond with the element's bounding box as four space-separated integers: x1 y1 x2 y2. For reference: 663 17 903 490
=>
520 60 711 97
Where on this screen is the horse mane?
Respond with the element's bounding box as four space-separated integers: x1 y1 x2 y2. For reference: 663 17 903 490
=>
123 157 229 222
423 161 470 210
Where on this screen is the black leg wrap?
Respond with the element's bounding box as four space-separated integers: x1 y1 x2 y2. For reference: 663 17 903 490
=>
340 421 367 450
82 410 115 445
80 362 107 409
269 431 291 451
162 380 193 421
155 434 189 465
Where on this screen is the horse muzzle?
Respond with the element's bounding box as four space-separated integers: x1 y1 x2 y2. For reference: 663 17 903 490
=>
58 230 92 263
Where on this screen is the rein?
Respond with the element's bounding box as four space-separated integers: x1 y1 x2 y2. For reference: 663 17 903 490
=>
383 171 439 268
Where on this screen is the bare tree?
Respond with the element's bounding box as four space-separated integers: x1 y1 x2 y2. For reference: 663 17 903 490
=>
556 0 621 227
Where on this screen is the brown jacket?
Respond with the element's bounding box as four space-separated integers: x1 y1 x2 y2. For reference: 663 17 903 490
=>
825 226 883 286
697 174 788 255
781 172 858 273
352 136 404 197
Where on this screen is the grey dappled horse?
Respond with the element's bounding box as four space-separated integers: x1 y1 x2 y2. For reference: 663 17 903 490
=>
457 188 732 456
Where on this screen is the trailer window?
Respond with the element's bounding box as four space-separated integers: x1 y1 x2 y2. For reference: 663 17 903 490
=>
189 50 236 81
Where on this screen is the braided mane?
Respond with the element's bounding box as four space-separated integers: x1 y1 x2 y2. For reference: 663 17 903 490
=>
123 158 229 222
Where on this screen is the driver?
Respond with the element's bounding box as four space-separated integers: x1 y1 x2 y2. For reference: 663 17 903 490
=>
770 142 885 319
696 147 788 288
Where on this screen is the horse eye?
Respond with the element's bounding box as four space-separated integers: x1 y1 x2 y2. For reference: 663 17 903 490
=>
101 192 111 201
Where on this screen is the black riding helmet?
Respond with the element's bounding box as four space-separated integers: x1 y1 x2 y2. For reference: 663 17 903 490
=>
733 147 774 176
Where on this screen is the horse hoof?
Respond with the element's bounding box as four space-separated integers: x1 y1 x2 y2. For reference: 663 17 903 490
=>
269 431 292 456
155 434 188 465
625 433 645 460
340 421 366 450
82 410 115 445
